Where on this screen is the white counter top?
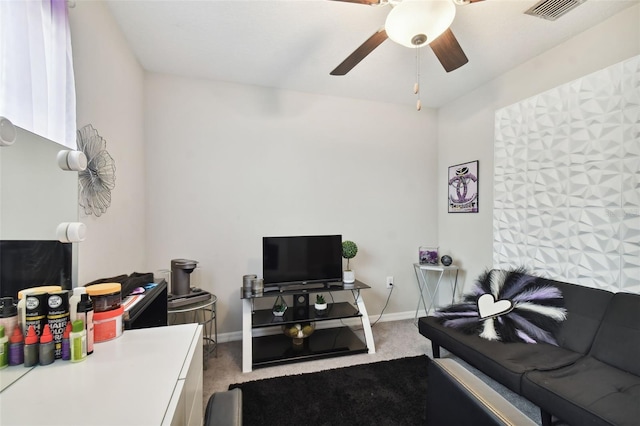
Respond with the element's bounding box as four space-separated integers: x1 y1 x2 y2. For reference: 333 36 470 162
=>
0 323 202 426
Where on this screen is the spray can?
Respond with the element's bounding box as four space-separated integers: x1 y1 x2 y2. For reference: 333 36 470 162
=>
69 287 86 322
0 297 18 339
39 324 55 365
61 323 71 361
17 286 62 334
23 325 39 367
0 326 8 369
77 294 94 355
24 292 48 337
9 327 24 366
47 291 70 359
70 319 87 363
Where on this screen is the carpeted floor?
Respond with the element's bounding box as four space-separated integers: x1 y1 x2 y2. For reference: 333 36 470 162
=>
204 319 541 424
229 356 430 426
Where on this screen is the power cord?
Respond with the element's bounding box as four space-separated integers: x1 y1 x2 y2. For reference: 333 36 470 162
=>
329 286 393 328
371 284 393 327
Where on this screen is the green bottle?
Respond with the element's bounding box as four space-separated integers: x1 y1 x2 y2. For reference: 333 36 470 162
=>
70 320 87 363
0 326 9 369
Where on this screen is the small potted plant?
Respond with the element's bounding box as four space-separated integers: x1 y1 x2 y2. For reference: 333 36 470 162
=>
272 295 287 317
342 240 358 284
315 294 327 313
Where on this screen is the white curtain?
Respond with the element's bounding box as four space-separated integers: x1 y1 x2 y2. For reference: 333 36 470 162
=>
0 0 76 149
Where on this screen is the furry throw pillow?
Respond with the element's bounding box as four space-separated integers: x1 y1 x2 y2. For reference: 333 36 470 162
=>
434 268 567 344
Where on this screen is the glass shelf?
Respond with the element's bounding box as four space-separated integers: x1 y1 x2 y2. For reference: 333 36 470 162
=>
252 302 361 328
241 280 370 299
252 327 368 368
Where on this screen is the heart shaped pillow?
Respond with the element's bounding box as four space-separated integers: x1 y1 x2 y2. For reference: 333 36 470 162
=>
477 294 513 319
434 268 566 344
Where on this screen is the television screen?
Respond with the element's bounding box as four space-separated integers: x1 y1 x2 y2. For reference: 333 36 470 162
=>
263 235 343 286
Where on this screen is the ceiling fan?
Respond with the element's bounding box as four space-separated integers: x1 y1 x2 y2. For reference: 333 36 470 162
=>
330 0 483 76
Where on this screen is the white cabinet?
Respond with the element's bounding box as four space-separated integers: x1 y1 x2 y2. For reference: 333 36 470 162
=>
0 324 203 426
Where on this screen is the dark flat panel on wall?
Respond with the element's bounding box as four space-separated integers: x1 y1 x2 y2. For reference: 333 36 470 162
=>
0 240 72 299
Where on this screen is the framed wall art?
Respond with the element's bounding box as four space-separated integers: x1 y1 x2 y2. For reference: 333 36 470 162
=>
448 160 478 213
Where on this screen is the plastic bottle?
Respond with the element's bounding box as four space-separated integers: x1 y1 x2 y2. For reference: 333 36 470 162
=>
61 323 71 361
68 287 86 322
23 292 48 336
23 325 39 367
39 324 55 365
0 297 18 339
9 327 24 366
70 319 87 363
17 286 62 334
77 294 94 355
0 326 8 369
47 291 69 359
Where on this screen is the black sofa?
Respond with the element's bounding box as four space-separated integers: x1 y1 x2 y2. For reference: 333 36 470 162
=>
418 272 640 426
427 358 536 426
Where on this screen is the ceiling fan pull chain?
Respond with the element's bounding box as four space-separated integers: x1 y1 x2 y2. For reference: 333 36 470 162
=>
415 47 422 111
414 46 420 94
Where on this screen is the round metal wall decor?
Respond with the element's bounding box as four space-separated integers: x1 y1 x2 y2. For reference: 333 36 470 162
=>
77 124 116 217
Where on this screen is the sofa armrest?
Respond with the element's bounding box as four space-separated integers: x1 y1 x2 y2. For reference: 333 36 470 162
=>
204 388 242 426
427 359 536 426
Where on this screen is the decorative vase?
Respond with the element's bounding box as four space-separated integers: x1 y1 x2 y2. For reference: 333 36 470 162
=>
343 270 355 283
283 323 315 349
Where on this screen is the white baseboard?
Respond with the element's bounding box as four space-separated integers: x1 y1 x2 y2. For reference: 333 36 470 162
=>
215 309 427 343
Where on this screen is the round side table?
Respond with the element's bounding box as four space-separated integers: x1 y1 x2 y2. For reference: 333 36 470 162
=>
168 294 217 367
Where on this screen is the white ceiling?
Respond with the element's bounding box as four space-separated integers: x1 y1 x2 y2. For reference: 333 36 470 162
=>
105 0 639 108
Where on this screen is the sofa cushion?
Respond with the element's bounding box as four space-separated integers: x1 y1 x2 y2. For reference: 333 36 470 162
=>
522 356 640 426
419 316 582 393
536 278 613 354
589 292 640 376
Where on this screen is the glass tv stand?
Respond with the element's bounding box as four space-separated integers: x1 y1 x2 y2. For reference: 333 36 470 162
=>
241 280 376 372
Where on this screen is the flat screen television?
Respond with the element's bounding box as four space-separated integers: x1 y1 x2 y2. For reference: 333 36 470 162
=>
263 235 343 287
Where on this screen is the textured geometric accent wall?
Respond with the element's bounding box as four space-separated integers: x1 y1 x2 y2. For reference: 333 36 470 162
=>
494 55 639 294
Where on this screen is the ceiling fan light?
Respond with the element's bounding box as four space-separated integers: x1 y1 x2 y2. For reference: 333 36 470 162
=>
385 0 456 48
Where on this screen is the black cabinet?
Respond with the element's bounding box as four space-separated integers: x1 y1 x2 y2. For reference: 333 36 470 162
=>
124 280 168 330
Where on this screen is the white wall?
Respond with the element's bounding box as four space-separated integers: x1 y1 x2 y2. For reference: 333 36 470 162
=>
437 5 640 295
70 1 147 284
144 74 438 333
494 55 640 294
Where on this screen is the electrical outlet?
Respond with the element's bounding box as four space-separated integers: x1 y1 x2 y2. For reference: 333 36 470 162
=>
386 276 394 289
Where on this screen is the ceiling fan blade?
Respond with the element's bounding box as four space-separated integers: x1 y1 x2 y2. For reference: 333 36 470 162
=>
330 29 388 76
329 0 380 4
429 28 468 73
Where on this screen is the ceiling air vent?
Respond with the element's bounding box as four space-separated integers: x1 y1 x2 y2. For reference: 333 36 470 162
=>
525 0 587 21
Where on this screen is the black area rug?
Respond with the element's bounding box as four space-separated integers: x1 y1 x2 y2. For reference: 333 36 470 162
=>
229 356 430 426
